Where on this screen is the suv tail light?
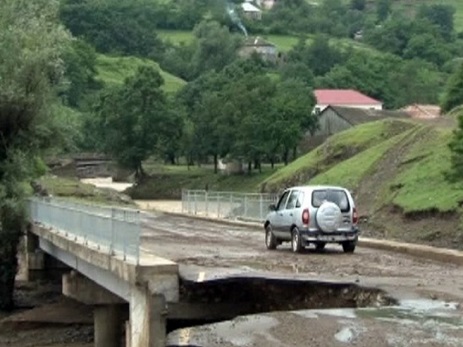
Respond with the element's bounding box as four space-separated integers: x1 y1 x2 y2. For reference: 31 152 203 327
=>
302 208 310 225
353 207 358 225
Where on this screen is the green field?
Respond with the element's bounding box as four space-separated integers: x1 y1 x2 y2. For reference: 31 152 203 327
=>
157 29 379 53
95 54 186 93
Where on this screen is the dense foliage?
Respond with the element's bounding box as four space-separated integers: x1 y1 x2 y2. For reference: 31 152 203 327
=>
0 0 70 310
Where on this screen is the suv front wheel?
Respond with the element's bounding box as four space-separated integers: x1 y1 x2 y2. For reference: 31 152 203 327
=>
265 224 277 250
291 227 303 253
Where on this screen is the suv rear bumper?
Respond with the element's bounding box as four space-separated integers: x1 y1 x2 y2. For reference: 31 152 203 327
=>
300 228 359 243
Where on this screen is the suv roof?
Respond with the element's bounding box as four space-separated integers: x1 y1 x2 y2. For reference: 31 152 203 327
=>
285 185 349 192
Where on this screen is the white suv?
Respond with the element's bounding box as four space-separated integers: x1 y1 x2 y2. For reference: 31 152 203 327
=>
264 185 359 253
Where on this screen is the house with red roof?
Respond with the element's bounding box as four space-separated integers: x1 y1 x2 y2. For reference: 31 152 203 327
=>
313 89 383 114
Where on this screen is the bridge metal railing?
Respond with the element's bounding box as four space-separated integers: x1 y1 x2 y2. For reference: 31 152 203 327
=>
28 198 141 263
181 190 279 223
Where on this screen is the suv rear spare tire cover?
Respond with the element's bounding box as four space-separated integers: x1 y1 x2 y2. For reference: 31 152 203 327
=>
316 201 342 232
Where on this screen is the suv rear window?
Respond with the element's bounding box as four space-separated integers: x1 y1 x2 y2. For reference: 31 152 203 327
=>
312 189 350 212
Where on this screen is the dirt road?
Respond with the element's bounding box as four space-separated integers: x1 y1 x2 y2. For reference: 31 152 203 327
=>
141 212 463 302
141 212 463 347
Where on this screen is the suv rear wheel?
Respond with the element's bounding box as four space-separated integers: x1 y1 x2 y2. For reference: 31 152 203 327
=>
291 227 303 253
342 241 356 253
265 224 277 250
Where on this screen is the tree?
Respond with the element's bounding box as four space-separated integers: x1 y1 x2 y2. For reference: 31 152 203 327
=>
377 0 391 22
271 79 317 165
0 0 70 310
60 38 101 108
60 0 165 59
417 4 455 41
91 66 170 178
442 63 463 114
448 112 463 179
350 0 366 11
306 35 344 76
279 62 314 87
190 20 241 78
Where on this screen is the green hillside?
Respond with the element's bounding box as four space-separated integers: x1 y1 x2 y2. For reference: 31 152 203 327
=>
95 54 186 93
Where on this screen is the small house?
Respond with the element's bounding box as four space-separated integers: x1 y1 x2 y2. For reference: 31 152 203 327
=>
241 2 262 20
313 89 383 114
238 36 278 63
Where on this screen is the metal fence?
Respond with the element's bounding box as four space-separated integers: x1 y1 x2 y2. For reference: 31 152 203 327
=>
28 198 141 263
181 190 278 222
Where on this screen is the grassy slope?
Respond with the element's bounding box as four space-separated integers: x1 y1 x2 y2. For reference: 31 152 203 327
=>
95 54 186 93
310 128 414 189
261 119 415 192
390 127 463 213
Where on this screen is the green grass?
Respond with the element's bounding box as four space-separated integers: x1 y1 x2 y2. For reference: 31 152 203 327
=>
157 30 194 45
95 54 186 93
310 129 414 190
261 119 414 192
157 29 380 54
389 128 463 214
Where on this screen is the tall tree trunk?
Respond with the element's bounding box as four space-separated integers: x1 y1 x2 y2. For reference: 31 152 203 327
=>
283 148 289 166
248 161 252 174
292 146 297 161
270 158 275 169
168 153 175 165
213 154 218 174
0 211 23 311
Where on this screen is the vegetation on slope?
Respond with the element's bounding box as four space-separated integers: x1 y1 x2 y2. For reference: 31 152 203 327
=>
95 54 186 93
261 119 415 193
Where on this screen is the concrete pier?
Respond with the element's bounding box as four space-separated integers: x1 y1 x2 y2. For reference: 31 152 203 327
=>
95 305 124 347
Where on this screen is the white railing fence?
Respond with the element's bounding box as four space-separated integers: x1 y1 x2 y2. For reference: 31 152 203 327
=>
181 190 278 222
28 197 141 263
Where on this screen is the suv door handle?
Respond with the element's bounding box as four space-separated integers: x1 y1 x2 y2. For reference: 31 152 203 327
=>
289 213 293 216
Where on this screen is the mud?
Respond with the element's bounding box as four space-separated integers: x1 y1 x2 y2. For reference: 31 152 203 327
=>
167 298 463 347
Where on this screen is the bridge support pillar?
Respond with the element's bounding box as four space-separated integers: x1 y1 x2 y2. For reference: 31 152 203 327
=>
130 286 167 347
24 231 45 281
95 305 124 347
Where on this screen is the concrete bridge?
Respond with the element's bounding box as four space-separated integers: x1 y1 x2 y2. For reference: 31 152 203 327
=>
25 198 179 347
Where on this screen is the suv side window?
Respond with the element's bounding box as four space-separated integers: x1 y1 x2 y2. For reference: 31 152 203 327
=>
276 191 290 211
286 190 299 209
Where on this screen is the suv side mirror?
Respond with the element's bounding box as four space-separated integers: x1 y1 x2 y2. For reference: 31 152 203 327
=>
269 204 277 211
